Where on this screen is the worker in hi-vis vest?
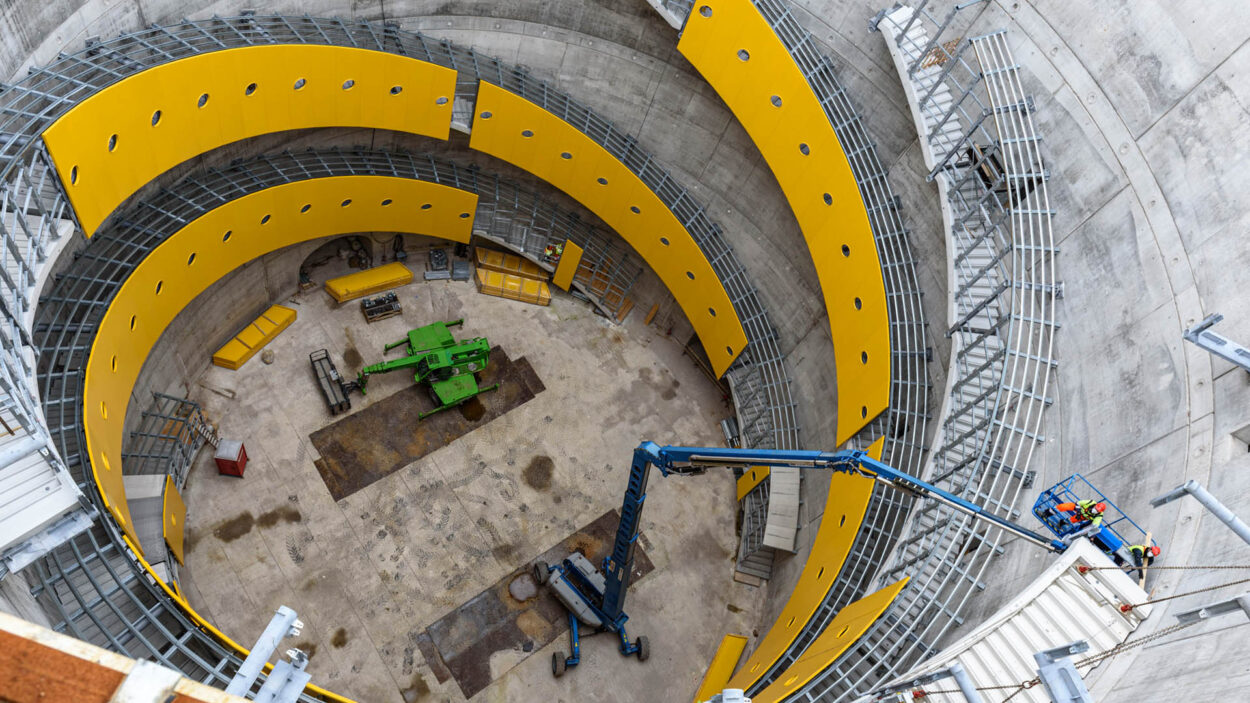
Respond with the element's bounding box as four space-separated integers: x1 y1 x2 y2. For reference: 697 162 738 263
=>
1129 543 1161 577
1053 499 1106 527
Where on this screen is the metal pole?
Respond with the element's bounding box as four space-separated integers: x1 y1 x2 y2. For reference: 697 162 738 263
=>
948 661 984 703
1152 480 1250 546
225 606 303 696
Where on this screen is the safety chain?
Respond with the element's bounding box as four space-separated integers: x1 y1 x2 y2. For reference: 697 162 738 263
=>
1118 576 1250 613
1077 564 1250 573
1072 620 1198 669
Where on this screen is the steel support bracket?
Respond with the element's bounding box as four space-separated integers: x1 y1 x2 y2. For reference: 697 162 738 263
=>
1174 592 1250 625
1034 641 1093 703
1183 313 1250 374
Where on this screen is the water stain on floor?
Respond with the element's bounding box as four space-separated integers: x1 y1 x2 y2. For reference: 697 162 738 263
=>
257 505 302 528
213 512 255 542
331 628 349 648
523 455 554 490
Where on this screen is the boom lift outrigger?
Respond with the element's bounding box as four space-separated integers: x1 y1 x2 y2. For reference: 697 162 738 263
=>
534 441 1068 677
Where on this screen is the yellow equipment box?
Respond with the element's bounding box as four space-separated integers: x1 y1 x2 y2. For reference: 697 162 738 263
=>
211 304 297 370
474 247 549 281
324 262 413 303
475 268 551 307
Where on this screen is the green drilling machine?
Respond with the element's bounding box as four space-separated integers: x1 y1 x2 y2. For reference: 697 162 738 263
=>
356 319 499 419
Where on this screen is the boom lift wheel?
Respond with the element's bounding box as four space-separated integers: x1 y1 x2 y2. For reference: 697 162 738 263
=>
636 636 650 662
552 652 567 677
533 561 550 585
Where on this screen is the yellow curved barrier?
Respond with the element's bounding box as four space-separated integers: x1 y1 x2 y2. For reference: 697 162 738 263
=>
678 0 890 443
83 175 476 547
752 577 909 703
724 437 881 691
43 45 457 236
694 633 750 702
468 81 747 377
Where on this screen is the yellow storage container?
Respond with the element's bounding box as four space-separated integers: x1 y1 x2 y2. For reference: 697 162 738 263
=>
474 247 549 281
323 262 413 303
211 304 297 370
475 268 551 306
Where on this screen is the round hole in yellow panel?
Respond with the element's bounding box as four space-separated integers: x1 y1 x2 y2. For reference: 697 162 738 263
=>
381 199 393 206
100 453 111 473
737 49 750 61
596 177 608 185
817 566 825 580
837 626 849 637
245 82 258 96
187 252 196 266
784 676 798 687
108 134 117 152
435 96 448 105
293 78 306 90
708 307 716 317
823 192 833 206
685 271 695 280
521 129 534 137
659 237 670 246
70 166 78 185
99 401 107 420
197 93 209 108
786 616 795 627
171 515 177 525
110 355 117 372
420 203 432 210
459 212 471 219
223 230 233 242
480 111 493 119
155 281 163 295
841 244 850 257
151 110 162 126
129 315 137 330
391 86 404 95
342 79 356 90
750 664 760 673
560 152 572 160
726 345 733 356
629 205 641 214
799 142 811 156
300 204 311 213
861 406 868 419
699 5 712 17
260 214 271 224
854 297 862 310
341 199 352 208
861 351 868 364
770 95 782 107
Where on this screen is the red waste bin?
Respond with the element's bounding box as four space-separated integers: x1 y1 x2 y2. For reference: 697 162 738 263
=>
214 439 247 477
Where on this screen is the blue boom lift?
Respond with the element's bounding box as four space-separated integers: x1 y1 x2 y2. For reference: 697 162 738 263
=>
533 442 1073 677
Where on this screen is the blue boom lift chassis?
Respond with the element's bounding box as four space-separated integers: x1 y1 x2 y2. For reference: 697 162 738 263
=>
534 442 1079 677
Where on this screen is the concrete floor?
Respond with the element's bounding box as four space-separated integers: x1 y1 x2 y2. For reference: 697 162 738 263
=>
178 270 767 702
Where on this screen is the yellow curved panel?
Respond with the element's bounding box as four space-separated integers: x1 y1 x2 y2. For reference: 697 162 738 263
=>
83 176 477 547
161 475 187 566
43 45 457 236
694 633 749 703
752 577 908 703
468 81 747 377
679 0 890 443
725 437 882 691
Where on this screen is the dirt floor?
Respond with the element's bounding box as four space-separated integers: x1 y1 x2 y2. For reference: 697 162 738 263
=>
177 273 768 702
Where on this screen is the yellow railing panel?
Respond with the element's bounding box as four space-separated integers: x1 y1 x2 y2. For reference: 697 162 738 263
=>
736 466 772 502
679 0 890 442
83 175 476 549
161 475 187 566
725 437 883 691
552 240 584 291
694 633 750 703
43 45 457 236
323 262 415 304
751 577 909 703
468 80 747 377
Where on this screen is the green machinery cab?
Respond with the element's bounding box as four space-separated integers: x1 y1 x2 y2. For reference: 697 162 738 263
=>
356 319 499 419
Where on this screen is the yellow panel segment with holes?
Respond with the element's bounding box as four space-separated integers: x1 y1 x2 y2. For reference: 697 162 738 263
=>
693 634 750 703
751 577 909 703
161 475 187 566
679 0 890 443
736 466 771 501
83 175 477 549
725 437 882 691
211 304 297 370
468 80 747 377
324 262 416 304
552 240 584 291
43 45 457 236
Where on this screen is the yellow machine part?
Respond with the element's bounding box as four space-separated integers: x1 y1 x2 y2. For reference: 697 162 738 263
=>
475 268 552 306
474 247 550 281
736 466 772 501
725 437 882 691
43 44 458 236
551 240 584 291
83 175 477 548
693 633 750 703
211 304 297 370
161 475 187 566
469 80 747 377
324 262 416 304
679 0 890 443
751 578 910 703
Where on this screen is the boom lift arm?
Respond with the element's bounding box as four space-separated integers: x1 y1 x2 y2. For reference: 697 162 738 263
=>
538 441 1066 677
